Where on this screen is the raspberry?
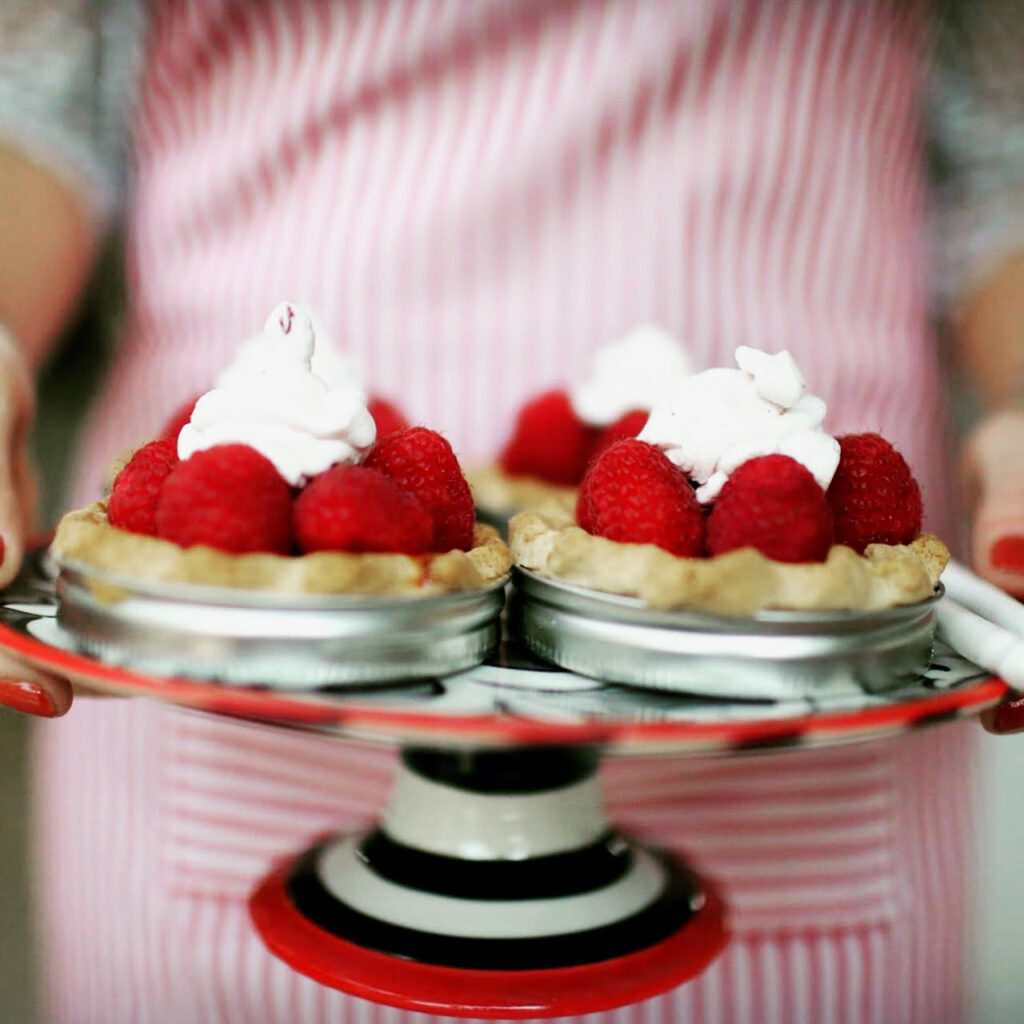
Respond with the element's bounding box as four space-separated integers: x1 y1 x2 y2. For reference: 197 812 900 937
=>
108 439 180 536
159 394 201 442
293 465 434 554
367 396 410 440
577 439 704 556
365 427 475 551
500 390 597 486
155 444 293 555
590 409 650 464
707 454 834 563
827 433 923 553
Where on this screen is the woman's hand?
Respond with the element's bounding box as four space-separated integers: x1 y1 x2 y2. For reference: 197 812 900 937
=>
0 334 72 716
0 144 109 717
964 408 1024 598
964 409 1024 733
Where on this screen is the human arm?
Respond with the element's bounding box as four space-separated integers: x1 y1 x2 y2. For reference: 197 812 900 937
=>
0 145 97 717
958 261 1024 597
0 4 141 714
0 0 139 571
933 0 1024 598
0 142 100 558
0 144 99 363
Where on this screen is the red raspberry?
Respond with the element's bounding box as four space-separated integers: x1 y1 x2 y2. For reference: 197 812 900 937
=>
707 454 834 563
367 396 410 440
293 465 434 554
108 439 180 536
155 445 293 555
499 390 597 486
576 439 704 556
159 394 201 442
826 433 923 553
590 409 650 464
365 427 475 551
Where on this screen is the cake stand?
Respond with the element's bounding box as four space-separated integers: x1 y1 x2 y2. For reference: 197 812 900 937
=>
0 548 1007 1018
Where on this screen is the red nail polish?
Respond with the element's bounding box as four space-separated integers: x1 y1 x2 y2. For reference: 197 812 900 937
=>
983 694 1024 735
0 679 56 717
990 536 1024 573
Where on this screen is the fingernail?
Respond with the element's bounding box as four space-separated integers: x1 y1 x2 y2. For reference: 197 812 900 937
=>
0 679 55 717
982 694 1024 735
990 536 1024 572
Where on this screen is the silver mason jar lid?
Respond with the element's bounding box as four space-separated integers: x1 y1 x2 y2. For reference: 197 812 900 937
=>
510 568 941 701
52 555 506 689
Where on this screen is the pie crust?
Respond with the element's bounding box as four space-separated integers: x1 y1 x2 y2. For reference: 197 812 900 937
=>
53 502 512 598
510 509 949 617
466 464 578 518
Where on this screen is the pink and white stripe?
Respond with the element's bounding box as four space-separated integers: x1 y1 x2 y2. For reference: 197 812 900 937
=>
36 704 975 1024
37 1 970 1021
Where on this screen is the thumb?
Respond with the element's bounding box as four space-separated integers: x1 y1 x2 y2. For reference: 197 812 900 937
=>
0 648 72 718
965 410 1024 598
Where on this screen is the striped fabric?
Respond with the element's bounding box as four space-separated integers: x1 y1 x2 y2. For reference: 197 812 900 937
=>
37 705 975 1024
36 1 973 1022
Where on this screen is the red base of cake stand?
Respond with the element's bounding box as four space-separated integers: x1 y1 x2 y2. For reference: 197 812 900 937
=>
251 844 728 1019
248 745 729 1019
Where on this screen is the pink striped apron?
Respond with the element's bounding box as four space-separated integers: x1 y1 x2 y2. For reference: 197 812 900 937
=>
36 2 974 1022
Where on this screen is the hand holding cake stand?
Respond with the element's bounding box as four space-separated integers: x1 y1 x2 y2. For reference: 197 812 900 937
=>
0 546 1006 1019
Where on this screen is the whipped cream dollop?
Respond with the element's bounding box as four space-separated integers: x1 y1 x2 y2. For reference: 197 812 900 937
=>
568 324 696 426
178 302 376 486
637 346 840 503
217 307 366 392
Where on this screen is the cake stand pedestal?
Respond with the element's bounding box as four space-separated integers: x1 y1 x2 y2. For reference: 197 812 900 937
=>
250 744 727 1018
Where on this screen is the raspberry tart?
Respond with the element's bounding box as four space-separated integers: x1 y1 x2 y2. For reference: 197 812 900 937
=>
48 303 512 688
511 347 948 617
468 325 694 519
54 303 511 598
50 304 510 688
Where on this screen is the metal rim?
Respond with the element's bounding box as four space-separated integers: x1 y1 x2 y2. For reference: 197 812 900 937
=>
510 568 942 699
53 550 509 613
513 566 944 631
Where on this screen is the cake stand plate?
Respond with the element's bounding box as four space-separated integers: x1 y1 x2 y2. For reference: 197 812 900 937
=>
0 548 1005 756
0 548 1008 1017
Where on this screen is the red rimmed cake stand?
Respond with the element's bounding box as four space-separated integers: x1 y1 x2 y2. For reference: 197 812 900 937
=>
0 548 1007 1018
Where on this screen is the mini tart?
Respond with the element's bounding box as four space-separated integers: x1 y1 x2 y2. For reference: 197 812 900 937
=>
53 502 512 598
510 509 948 617
466 464 578 519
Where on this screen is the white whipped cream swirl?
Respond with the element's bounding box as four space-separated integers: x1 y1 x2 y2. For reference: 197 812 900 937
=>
569 324 696 426
637 346 840 503
178 302 376 486
217 306 366 393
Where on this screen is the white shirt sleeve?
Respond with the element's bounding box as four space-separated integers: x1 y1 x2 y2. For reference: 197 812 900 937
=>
0 0 144 228
932 0 1024 307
